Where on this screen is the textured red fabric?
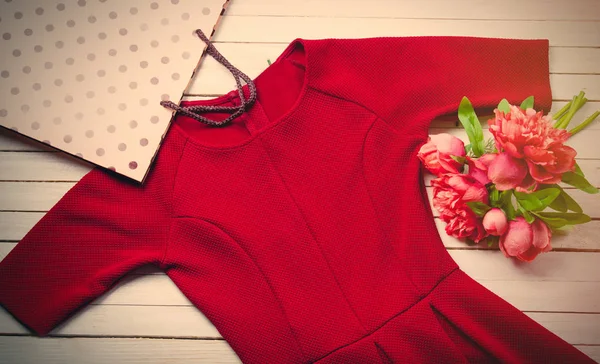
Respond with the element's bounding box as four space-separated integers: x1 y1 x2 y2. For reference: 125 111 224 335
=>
0 37 594 363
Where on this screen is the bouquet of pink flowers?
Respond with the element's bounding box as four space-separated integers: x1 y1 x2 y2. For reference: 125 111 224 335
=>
419 92 599 262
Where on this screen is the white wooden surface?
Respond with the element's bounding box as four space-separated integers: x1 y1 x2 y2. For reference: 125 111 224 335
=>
1 0 600 363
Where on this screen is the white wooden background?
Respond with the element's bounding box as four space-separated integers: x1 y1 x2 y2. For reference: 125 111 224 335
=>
1 0 600 363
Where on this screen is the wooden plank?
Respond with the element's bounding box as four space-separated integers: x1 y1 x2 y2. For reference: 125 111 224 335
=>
0 212 43 241
0 182 75 212
0 303 597 344
2 269 595 314
482 280 600 313
0 337 241 364
3 211 600 250
551 74 600 101
0 127 55 152
0 178 598 215
2 150 596 183
225 0 600 21
90 275 600 313
1 242 599 309
0 337 597 364
526 313 600 345
437 220 600 251
2 242 598 284
578 346 600 363
549 47 600 75
0 305 221 337
212 16 600 47
2 211 599 252
0 153 92 182
450 250 600 282
69 275 600 314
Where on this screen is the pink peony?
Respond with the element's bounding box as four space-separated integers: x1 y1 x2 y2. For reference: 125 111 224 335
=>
431 174 489 242
482 208 508 236
417 133 465 176
499 217 552 262
466 153 497 186
488 106 577 188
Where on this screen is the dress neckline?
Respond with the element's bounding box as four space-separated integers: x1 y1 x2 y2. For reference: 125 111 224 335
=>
172 39 310 151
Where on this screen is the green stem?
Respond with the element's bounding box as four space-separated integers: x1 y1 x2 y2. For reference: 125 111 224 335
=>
552 102 571 122
569 111 600 136
556 92 586 129
555 96 577 129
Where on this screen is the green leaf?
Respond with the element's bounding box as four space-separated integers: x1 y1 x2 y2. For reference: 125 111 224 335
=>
548 192 568 212
267 59 272 65
498 190 516 220
537 185 568 212
466 201 492 217
458 97 485 157
514 188 561 211
450 155 466 164
574 162 585 177
519 207 535 224
561 189 583 213
533 211 591 229
497 99 511 114
541 184 584 213
489 186 500 207
561 171 599 194
520 96 534 110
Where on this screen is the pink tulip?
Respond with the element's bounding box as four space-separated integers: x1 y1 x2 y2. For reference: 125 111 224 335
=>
417 133 466 176
482 208 508 236
488 106 576 186
487 153 528 191
431 174 489 242
466 153 497 185
499 217 552 262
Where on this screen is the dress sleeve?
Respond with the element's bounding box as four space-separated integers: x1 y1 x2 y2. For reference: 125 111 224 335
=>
312 36 552 134
0 132 183 336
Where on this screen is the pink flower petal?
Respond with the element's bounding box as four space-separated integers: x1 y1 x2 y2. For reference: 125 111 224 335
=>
499 217 533 257
531 219 551 249
502 142 523 158
515 173 538 193
488 153 528 191
517 245 542 262
526 160 561 184
524 146 555 165
544 145 577 174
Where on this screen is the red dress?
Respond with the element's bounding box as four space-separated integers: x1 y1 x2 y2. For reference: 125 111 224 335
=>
0 37 594 363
